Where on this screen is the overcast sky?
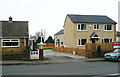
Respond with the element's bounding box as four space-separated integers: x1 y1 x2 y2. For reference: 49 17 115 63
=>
0 0 119 38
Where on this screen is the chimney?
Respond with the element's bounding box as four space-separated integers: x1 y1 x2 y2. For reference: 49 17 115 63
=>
9 16 12 22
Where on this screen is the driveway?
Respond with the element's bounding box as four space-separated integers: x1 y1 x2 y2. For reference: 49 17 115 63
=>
44 50 85 59
43 50 86 63
43 50 112 63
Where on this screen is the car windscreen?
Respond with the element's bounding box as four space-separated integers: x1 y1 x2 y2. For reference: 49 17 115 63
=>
113 49 120 53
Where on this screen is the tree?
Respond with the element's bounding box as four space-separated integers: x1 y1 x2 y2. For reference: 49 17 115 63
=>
36 36 44 43
45 36 54 43
35 29 46 43
34 29 46 48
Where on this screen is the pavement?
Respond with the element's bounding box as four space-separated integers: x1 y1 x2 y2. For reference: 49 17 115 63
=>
1 50 105 65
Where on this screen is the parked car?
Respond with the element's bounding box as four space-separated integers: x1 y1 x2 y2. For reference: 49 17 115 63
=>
104 48 120 61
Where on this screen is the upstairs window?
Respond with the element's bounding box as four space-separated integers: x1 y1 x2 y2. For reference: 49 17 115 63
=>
78 24 87 31
2 39 19 47
104 24 112 31
94 24 100 30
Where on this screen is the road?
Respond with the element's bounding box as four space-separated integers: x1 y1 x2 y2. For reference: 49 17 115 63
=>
2 61 119 75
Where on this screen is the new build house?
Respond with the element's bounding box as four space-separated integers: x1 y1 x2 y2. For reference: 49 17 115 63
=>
117 31 120 42
55 14 117 49
0 17 29 52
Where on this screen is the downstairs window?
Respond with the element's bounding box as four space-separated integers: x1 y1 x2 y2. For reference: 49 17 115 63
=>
2 39 20 47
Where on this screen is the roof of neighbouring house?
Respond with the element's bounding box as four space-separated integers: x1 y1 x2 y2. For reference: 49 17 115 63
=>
54 29 64 35
67 14 117 24
0 21 29 38
117 31 120 36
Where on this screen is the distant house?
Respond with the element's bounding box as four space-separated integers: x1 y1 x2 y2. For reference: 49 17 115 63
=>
54 29 64 47
116 31 120 42
55 14 117 49
0 17 29 52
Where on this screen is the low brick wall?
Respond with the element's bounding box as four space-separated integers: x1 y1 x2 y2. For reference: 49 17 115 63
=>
2 52 25 60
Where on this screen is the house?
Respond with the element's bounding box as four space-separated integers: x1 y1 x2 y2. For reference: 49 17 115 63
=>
55 14 117 49
54 29 64 47
0 17 29 53
116 31 120 42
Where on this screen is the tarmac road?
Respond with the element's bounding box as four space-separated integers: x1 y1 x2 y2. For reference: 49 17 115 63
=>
2 60 119 75
1 50 120 76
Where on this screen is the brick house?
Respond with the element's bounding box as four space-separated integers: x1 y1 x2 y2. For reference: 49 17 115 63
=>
54 14 117 49
116 31 120 42
54 29 64 47
0 17 29 53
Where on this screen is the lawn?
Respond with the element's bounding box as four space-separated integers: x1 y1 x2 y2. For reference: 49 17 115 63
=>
43 47 53 50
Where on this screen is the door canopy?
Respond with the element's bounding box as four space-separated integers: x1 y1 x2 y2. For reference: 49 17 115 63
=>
90 32 100 38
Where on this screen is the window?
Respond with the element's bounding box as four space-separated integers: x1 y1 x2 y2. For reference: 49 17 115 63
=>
101 38 112 43
2 39 19 47
56 39 60 47
78 39 87 46
78 24 87 31
61 42 63 45
94 24 100 30
104 24 112 31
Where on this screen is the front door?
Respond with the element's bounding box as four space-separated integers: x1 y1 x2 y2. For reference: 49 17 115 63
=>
91 38 98 43
92 38 96 43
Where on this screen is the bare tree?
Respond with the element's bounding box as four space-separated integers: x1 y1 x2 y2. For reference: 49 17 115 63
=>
35 29 46 43
35 32 41 39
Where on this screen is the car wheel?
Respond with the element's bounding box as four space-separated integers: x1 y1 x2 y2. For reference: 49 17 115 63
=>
117 57 120 62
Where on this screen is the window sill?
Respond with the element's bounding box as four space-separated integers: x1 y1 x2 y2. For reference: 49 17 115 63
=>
104 30 113 31
94 29 100 30
77 30 87 31
78 45 85 46
2 46 19 48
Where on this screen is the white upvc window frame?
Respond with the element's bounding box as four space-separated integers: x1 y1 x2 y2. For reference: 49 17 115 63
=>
101 38 112 43
93 24 100 30
104 24 112 31
1 39 20 47
77 39 88 46
77 24 87 31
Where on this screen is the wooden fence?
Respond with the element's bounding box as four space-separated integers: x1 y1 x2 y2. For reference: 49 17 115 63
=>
53 47 86 56
85 42 114 52
43 43 54 48
85 42 114 58
53 43 114 58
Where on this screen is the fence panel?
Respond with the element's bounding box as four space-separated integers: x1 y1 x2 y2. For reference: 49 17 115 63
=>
43 43 54 48
53 47 86 56
53 43 113 58
86 43 113 52
85 42 114 58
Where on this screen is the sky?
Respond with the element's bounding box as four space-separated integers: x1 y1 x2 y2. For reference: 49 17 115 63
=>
0 0 119 38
